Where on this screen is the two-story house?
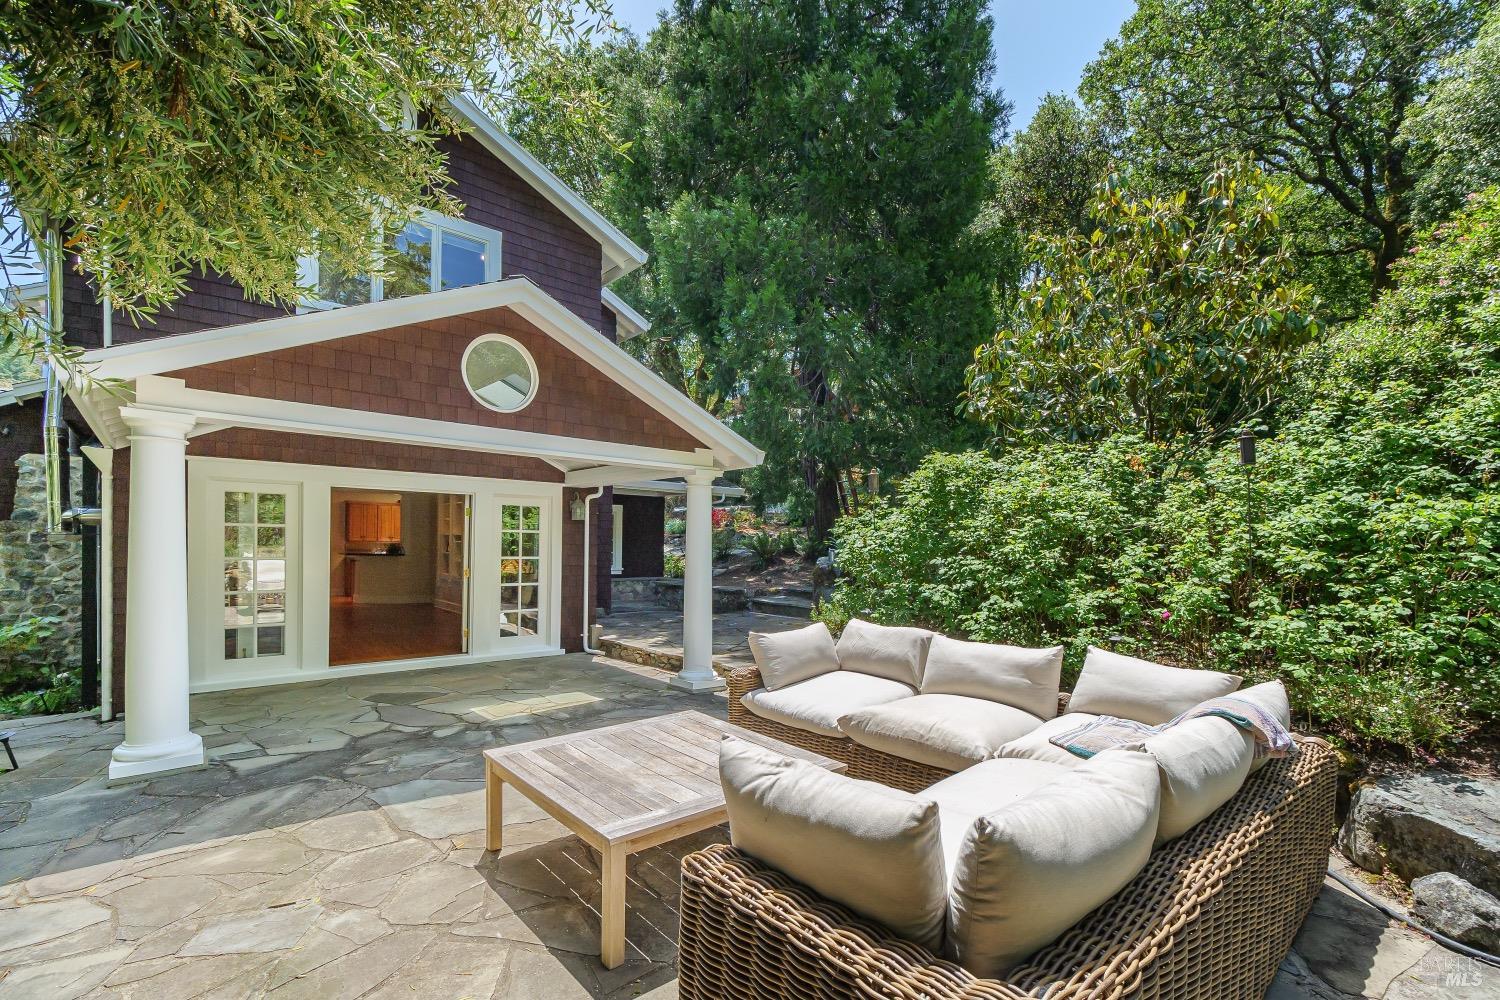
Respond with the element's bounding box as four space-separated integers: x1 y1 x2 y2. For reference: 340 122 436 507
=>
35 95 758 782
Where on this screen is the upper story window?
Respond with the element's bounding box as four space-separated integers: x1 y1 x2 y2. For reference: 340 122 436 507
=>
300 211 501 310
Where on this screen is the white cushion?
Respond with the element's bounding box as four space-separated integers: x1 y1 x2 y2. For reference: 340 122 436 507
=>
1230 680 1292 773
838 694 1046 772
946 749 1162 978
924 758 1071 869
920 635 1063 720
748 622 839 690
719 738 948 950
741 670 915 738
1067 647 1241 725
1128 716 1254 844
991 713 1101 767
835 618 933 687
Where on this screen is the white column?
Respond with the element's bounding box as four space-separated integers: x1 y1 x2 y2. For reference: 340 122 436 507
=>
671 469 724 692
108 407 205 783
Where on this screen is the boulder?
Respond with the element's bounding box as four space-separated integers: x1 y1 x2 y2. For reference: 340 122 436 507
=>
1339 771 1500 896
1411 872 1500 953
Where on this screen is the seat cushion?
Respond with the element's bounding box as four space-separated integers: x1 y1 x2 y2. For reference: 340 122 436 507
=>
920 634 1064 720
946 749 1162 978
991 713 1101 767
748 622 840 690
719 737 948 950
839 694 1046 772
741 670 916 738
1229 680 1292 773
835 618 933 687
1127 715 1254 844
924 758 1071 870
1067 647 1241 725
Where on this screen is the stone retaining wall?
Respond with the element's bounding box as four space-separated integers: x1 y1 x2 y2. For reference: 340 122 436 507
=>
0 454 82 685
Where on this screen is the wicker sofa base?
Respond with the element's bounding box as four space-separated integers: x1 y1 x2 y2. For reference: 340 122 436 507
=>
697 668 1339 1000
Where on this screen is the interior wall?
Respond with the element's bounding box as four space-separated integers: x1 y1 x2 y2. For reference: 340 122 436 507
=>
329 488 437 604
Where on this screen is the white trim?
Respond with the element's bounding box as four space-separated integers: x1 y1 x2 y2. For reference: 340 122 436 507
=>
133 376 711 472
460 333 539 413
190 647 564 694
614 478 747 499
611 503 624 575
73 278 764 470
601 288 650 341
445 95 647 282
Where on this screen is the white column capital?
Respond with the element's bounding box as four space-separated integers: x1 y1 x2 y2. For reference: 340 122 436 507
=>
684 468 720 488
119 406 197 441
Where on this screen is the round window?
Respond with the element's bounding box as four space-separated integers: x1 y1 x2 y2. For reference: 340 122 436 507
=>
461 335 538 412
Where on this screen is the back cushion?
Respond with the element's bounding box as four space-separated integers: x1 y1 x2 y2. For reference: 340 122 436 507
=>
1130 716 1254 844
921 635 1064 720
748 622 840 690
719 738 948 951
1068 647 1241 725
1230 680 1292 772
835 618 933 687
946 749 1161 978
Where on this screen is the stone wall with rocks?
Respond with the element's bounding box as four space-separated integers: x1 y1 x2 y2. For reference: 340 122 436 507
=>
0 454 82 686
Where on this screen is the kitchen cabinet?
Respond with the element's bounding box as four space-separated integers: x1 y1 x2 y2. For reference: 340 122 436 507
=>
347 501 402 545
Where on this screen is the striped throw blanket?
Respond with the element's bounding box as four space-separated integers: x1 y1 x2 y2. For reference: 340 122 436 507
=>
1049 694 1294 761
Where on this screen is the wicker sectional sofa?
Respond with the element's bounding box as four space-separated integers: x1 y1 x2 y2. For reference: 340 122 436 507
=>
681 655 1339 1000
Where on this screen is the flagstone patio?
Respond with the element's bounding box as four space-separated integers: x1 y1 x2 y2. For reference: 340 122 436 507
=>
0 652 1491 999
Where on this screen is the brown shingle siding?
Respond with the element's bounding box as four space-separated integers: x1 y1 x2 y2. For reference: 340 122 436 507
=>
64 130 610 351
167 306 706 453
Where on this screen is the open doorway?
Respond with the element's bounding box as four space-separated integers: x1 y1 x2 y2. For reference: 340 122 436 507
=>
328 488 468 666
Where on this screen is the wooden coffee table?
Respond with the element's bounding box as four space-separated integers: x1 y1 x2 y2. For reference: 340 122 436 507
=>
483 709 846 968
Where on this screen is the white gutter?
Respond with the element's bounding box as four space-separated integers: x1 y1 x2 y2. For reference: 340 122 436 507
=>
579 486 606 655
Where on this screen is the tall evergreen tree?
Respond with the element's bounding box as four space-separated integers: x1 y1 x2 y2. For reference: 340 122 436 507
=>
615 0 1005 544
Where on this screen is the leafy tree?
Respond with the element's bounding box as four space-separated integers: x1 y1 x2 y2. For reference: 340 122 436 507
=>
967 164 1321 448
990 94 1111 240
1404 5 1500 226
599 0 1007 544
1082 0 1487 298
0 0 612 365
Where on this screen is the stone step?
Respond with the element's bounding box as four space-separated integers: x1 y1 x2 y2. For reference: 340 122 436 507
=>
748 594 814 618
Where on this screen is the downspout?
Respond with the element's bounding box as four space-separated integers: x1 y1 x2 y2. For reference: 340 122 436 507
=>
40 228 65 533
579 486 606 654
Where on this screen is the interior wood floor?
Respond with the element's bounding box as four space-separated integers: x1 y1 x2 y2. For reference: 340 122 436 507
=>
328 602 464 666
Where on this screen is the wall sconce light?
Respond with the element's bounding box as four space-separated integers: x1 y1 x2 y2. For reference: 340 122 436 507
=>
570 498 587 521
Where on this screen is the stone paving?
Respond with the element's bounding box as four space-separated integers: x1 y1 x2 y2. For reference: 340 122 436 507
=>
0 654 713 999
0 651 1493 999
595 602 805 673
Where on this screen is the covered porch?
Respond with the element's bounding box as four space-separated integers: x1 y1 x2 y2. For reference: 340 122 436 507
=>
62 279 759 784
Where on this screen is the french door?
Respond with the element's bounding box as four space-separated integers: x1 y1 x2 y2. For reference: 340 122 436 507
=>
193 479 301 680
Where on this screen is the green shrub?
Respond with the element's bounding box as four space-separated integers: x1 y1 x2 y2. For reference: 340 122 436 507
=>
665 517 686 537
663 552 685 578
0 616 62 695
711 526 737 559
745 530 782 569
821 190 1500 754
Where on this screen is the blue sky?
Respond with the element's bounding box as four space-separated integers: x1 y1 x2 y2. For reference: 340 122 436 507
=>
602 0 1137 131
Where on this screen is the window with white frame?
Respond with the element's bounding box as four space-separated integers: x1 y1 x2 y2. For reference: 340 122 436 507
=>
300 212 501 309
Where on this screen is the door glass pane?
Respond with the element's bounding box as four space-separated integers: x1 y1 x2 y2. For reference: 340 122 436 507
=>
221 490 289 659
498 504 542 638
440 231 487 289
224 527 254 559
386 222 433 299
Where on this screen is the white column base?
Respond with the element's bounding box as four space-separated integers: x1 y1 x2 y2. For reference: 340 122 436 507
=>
107 731 206 784
669 670 726 693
